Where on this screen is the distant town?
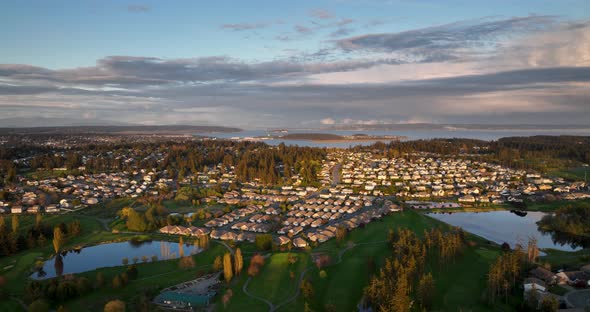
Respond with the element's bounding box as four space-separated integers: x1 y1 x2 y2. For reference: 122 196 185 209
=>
0 131 589 312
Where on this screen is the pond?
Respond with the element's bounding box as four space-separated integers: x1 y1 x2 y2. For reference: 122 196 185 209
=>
426 210 587 252
32 240 202 279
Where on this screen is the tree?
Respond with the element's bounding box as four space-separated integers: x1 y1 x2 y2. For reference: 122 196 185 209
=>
104 300 126 312
223 252 233 283
213 255 223 271
120 207 147 232
301 279 314 299
122 257 129 265
28 299 50 312
178 256 195 269
95 272 105 288
527 237 540 264
179 236 184 258
11 214 18 234
76 277 92 295
335 226 347 243
126 265 138 280
417 272 435 309
222 289 233 308
390 275 411 312
53 227 64 254
56 280 78 301
234 248 244 275
112 275 122 289
68 220 81 236
540 296 559 312
248 254 265 277
255 234 273 250
35 213 43 230
37 233 47 246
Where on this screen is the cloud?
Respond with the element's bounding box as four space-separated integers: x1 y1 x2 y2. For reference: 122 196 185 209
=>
295 25 314 35
221 23 268 31
320 118 336 125
337 18 355 27
309 9 334 20
336 16 556 61
2 16 590 127
127 4 150 13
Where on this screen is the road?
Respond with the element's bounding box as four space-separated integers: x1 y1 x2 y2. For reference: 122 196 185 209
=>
332 163 342 186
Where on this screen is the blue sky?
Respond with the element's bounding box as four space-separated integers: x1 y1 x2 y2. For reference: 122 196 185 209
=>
1 0 589 127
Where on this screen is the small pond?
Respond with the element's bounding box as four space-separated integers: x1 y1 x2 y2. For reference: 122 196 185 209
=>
32 240 201 279
427 210 587 252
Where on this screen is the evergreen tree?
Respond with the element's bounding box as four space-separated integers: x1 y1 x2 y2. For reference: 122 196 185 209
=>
417 272 435 309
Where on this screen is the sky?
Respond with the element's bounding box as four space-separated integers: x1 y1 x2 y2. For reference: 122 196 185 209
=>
0 0 589 128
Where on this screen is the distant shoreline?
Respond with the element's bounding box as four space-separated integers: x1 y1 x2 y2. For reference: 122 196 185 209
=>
268 133 407 142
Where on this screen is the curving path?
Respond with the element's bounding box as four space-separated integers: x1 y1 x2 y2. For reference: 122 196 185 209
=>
243 276 276 311
242 239 389 311
213 240 234 255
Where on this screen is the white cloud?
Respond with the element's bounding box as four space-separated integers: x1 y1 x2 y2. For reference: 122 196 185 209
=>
320 118 336 125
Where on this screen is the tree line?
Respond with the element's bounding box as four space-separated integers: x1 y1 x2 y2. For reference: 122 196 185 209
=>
364 227 465 312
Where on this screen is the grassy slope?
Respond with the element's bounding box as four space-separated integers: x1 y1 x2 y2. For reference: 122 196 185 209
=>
525 198 590 212
549 166 589 181
1 207 529 312
247 253 311 303
215 211 508 312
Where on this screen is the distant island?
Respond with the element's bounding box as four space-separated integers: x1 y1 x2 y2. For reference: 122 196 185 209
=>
326 123 590 131
0 125 242 135
271 132 406 142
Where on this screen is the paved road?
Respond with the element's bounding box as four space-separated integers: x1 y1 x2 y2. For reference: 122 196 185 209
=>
213 240 234 255
564 289 590 308
332 163 342 186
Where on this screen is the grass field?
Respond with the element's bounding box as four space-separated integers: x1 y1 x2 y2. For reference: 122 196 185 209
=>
549 166 589 181
1 206 562 312
541 248 590 270
214 211 510 312
525 198 590 212
248 253 311 303
0 298 24 312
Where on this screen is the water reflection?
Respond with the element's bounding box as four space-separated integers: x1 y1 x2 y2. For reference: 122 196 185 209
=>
538 228 590 249
54 254 63 277
427 210 583 252
32 240 202 280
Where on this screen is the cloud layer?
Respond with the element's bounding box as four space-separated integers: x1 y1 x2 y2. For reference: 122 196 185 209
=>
1 16 589 127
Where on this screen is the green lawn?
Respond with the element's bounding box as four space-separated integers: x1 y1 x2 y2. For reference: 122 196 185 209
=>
217 211 511 312
525 199 590 212
78 198 137 218
247 253 311 303
0 297 24 312
541 248 590 270
549 166 589 181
